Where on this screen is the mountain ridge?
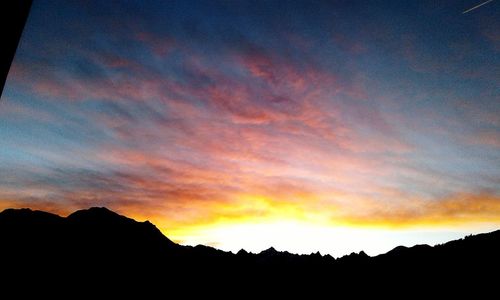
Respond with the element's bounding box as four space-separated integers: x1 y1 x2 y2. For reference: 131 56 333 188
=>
5 206 496 258
1 207 498 295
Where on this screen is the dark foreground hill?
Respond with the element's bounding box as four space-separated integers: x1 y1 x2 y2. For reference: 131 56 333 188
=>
1 207 498 296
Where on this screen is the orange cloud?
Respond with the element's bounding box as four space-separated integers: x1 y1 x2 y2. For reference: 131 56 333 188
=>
332 192 500 228
467 131 500 148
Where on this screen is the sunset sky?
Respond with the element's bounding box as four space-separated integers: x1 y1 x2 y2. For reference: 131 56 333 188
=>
1 0 499 256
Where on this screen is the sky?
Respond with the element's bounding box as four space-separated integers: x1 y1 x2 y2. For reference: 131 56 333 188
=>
0 0 499 257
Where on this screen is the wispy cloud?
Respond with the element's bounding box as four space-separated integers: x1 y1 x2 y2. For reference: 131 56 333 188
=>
0 0 499 255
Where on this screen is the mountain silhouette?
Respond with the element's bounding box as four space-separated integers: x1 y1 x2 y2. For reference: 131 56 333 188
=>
1 207 498 296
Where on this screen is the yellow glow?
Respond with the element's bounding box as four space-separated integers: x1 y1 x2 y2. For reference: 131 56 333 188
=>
154 191 500 256
3 190 500 257
164 218 499 257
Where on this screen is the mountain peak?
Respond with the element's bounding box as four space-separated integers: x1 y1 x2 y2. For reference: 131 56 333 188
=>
1 207 32 214
261 247 278 255
237 249 249 255
0 208 63 223
66 207 175 243
68 206 119 217
66 207 134 225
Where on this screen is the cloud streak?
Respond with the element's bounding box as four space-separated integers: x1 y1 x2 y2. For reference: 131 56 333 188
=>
463 0 494 14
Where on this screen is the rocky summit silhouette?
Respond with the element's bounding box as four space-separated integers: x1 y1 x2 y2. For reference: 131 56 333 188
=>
1 207 498 296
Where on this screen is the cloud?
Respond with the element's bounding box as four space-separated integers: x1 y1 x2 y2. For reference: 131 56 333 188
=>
336 191 500 227
1 0 499 253
466 130 500 148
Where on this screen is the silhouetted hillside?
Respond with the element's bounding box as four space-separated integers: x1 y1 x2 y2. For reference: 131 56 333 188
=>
1 207 498 296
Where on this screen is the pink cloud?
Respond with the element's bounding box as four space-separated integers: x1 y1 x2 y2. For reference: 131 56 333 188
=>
467 130 500 148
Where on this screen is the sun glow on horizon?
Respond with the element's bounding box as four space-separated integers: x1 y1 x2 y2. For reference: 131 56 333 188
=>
160 218 499 257
149 193 500 257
